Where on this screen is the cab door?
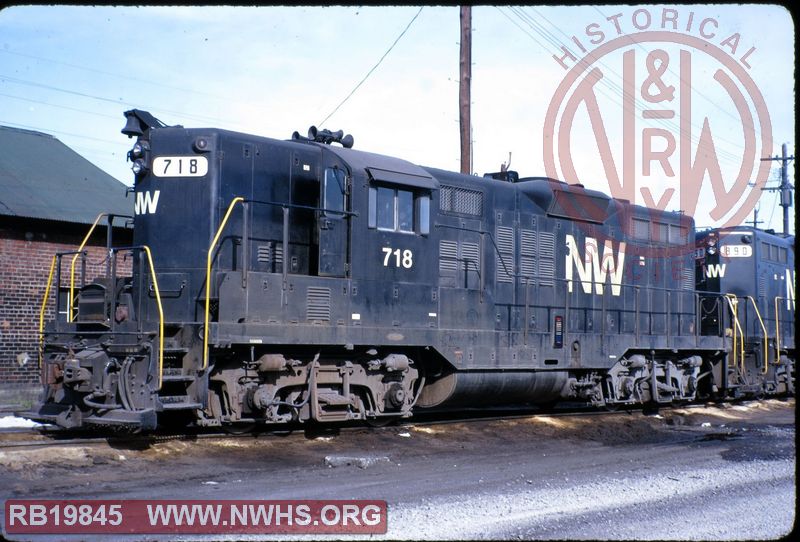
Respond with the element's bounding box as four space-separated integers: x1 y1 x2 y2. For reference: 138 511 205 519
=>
318 164 349 277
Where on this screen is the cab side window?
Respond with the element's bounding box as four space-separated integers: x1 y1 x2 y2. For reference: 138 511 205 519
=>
323 167 346 215
369 185 430 235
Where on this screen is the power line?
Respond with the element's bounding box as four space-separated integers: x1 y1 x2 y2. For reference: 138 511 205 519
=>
503 6 746 168
0 49 235 103
0 120 129 147
0 91 120 120
589 6 751 130
0 74 248 129
318 7 424 126
540 6 757 165
520 6 748 164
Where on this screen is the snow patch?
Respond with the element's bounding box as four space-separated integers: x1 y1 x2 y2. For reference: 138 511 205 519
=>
0 415 43 429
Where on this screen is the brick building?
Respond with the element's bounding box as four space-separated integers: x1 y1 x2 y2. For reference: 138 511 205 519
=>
0 125 133 386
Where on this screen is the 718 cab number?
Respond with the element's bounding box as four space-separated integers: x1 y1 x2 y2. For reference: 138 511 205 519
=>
382 247 413 269
152 156 208 177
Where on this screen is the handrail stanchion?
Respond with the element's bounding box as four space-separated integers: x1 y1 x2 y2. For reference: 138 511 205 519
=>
774 297 784 365
141 246 165 390
724 294 745 376
38 255 58 382
203 197 245 370
745 296 768 374
68 213 107 322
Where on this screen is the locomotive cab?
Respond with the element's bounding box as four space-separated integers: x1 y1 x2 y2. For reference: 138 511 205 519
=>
695 227 795 395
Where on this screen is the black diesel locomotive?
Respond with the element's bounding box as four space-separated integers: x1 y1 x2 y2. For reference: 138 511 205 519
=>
23 110 795 430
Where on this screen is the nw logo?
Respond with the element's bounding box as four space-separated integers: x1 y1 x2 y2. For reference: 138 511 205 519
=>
134 190 160 215
705 263 727 278
565 235 626 296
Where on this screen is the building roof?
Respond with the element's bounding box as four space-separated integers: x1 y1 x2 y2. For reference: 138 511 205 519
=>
0 125 132 225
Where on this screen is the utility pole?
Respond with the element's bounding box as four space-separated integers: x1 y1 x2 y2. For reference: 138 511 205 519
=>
459 5 471 175
746 206 763 229
760 143 795 235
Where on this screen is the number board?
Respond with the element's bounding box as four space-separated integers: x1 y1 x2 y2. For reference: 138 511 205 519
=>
720 245 752 258
152 156 208 177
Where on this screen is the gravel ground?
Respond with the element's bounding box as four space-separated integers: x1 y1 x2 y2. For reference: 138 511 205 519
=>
0 399 794 541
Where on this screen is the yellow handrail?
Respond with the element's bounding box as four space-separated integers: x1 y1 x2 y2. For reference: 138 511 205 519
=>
38 255 58 377
203 197 245 370
68 213 108 322
745 296 769 374
141 246 165 390
724 294 744 375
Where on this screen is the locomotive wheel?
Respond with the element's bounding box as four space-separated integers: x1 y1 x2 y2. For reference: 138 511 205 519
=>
365 416 398 428
222 423 257 435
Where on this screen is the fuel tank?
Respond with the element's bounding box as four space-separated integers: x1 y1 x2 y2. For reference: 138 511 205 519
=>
416 370 568 409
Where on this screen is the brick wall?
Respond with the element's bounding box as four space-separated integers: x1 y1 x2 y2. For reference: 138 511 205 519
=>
0 218 132 385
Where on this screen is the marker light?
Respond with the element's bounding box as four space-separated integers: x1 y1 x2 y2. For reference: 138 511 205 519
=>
131 159 146 175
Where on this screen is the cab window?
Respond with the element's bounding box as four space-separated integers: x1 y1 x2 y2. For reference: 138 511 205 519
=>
368 185 430 235
323 167 345 215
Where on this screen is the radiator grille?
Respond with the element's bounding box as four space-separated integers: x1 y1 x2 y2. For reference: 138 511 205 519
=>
461 242 480 274
256 245 271 263
496 226 514 283
439 240 458 273
538 232 555 285
306 287 331 321
440 185 483 216
520 229 536 279
256 242 284 272
682 268 693 291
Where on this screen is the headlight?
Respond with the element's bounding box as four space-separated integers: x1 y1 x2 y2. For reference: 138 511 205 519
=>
707 237 717 247
131 142 145 158
131 159 147 175
707 246 717 255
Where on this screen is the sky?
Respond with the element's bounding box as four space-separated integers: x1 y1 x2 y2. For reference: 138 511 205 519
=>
0 4 794 234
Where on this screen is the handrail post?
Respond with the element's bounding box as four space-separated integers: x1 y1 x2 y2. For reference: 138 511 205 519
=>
666 290 671 348
38 255 58 380
203 197 245 370
479 232 485 303
634 287 640 346
600 285 606 354
68 212 107 322
774 296 783 365
745 296 769 374
140 246 164 390
523 277 529 346
242 202 249 289
55 255 63 324
80 252 86 290
724 294 745 377
110 250 118 333
105 214 114 280
282 205 289 305
137 251 144 334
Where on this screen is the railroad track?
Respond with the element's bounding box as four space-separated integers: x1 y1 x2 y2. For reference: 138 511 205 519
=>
0 401 722 451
